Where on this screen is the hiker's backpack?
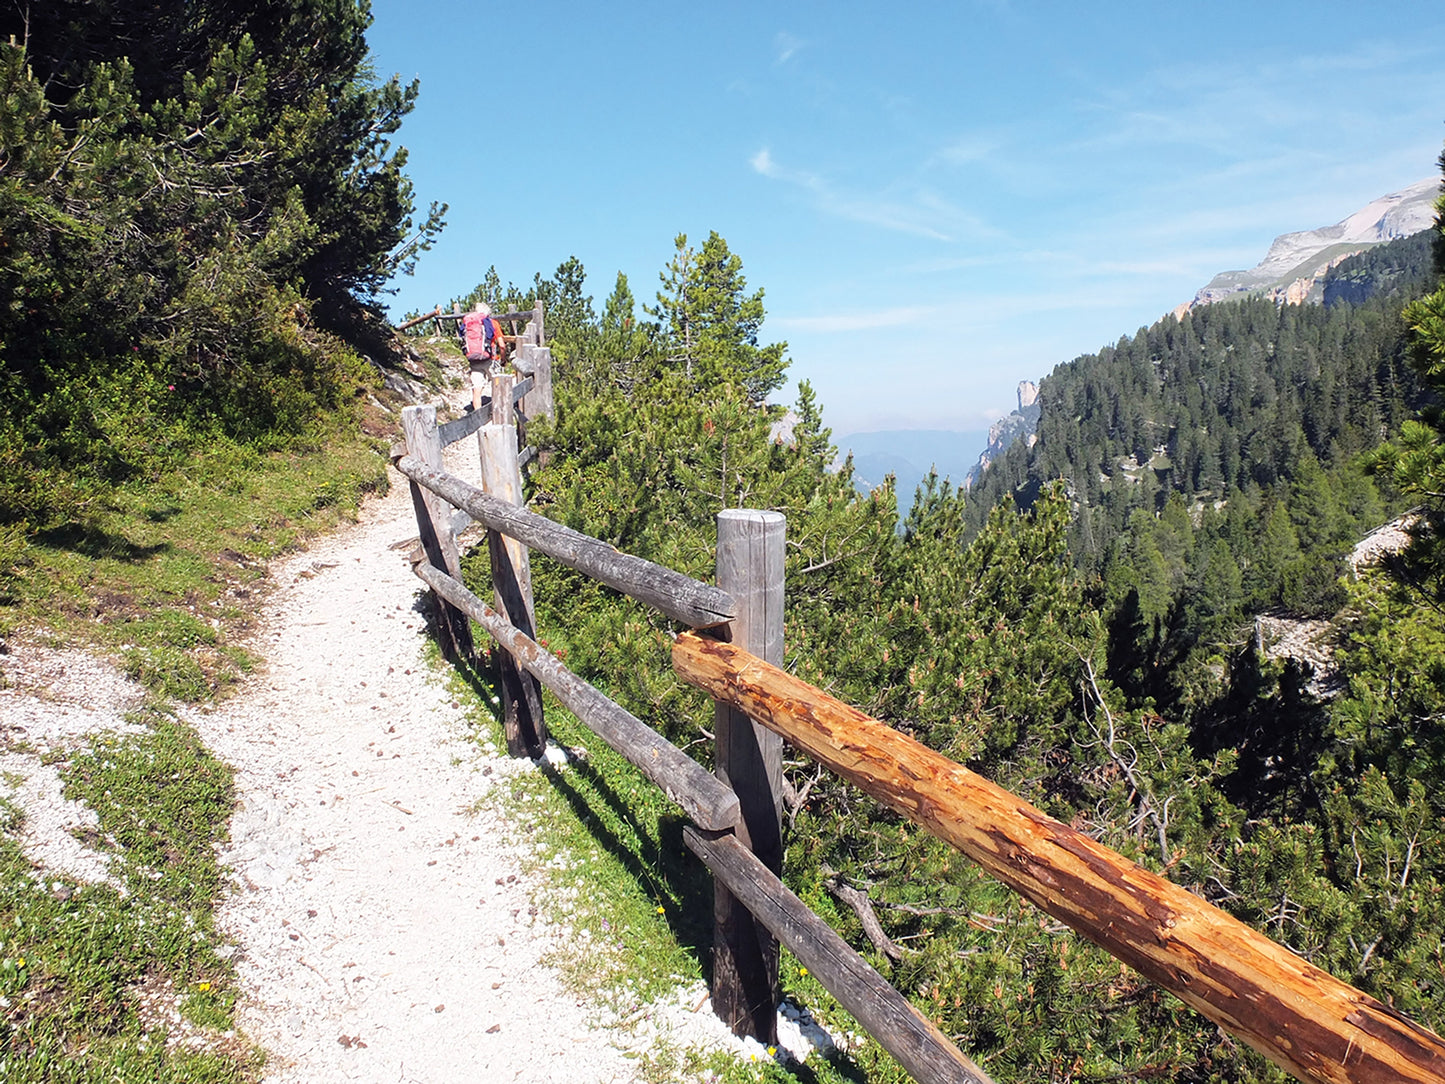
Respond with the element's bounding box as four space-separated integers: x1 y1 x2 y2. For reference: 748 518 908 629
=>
461 313 500 362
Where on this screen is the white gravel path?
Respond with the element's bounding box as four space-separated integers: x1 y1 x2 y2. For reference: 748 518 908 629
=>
183 434 649 1083
0 386 834 1081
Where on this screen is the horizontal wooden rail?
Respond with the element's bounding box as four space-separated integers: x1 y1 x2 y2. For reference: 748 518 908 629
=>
436 403 490 446
436 378 534 448
413 561 740 830
685 827 995 1084
396 306 443 331
493 308 537 324
672 633 1445 1084
395 456 735 629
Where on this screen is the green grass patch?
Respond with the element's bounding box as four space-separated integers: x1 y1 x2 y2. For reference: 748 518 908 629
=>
0 431 387 699
0 709 254 1082
448 632 894 1083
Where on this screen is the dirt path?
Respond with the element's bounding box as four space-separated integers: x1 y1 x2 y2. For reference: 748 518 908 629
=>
183 438 646 1082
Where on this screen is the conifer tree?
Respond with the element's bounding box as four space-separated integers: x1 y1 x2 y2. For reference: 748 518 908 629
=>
649 232 788 403
1374 148 1445 601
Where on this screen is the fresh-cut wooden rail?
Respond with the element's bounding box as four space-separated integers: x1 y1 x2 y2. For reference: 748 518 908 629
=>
412 560 741 831
394 455 736 629
685 827 996 1084
672 633 1445 1084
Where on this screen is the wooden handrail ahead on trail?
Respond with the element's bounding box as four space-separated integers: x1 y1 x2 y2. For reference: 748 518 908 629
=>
434 377 534 448
412 560 741 831
671 632 1445 1084
493 308 536 324
685 826 996 1084
395 306 443 330
394 455 735 629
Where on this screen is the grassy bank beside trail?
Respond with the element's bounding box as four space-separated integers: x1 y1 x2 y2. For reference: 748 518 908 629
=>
2 431 391 702
450 550 911 1084
0 403 402 1081
0 705 249 1083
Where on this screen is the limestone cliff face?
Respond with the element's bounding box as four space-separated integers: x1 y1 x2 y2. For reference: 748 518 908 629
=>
1185 178 1438 311
966 381 1040 488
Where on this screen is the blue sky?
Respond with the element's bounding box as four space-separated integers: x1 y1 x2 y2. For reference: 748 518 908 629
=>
367 1 1445 437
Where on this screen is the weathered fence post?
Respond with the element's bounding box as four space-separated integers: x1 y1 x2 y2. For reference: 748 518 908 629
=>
401 404 474 664
509 301 554 427
480 372 546 758
711 509 785 1042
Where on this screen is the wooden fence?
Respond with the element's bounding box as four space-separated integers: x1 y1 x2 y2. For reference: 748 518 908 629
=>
389 324 1445 1084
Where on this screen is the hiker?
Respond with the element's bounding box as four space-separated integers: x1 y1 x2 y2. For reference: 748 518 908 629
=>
459 302 507 410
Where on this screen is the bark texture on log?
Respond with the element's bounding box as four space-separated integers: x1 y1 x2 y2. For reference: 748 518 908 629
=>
672 632 1445 1084
394 456 734 629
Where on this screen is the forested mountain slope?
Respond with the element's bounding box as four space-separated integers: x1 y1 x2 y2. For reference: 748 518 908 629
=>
965 228 1438 629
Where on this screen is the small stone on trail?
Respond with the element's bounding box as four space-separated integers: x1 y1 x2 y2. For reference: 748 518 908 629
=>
434 1004 445 1013
486 1023 501 1034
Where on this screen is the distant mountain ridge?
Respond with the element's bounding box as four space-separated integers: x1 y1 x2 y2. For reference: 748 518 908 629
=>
835 428 989 509
964 182 1440 492
1184 178 1438 310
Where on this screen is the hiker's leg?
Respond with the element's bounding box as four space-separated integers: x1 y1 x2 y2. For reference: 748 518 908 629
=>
470 364 486 410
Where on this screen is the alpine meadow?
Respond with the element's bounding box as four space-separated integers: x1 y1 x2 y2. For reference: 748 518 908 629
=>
5 2 1445 1082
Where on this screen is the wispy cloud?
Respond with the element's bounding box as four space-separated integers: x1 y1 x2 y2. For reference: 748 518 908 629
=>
937 135 1003 166
750 148 999 242
774 31 804 65
1068 41 1445 164
776 305 936 333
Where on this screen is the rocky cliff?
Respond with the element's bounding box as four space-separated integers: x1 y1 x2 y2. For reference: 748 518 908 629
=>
965 381 1040 488
1186 177 1438 310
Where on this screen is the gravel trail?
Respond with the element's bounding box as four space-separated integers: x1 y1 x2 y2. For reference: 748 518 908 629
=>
185 439 645 1082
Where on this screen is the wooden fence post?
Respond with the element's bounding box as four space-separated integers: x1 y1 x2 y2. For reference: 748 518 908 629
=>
711 508 785 1042
401 404 474 664
525 299 553 422
480 373 546 758
518 343 554 424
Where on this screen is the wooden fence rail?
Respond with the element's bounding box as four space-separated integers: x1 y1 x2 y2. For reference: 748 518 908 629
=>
671 633 1445 1084
685 826 993 1084
390 375 1445 1084
394 455 735 629
407 530 990 1083
412 559 741 832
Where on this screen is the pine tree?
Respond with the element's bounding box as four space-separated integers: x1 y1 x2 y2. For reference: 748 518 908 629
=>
648 232 788 403
1374 148 1445 602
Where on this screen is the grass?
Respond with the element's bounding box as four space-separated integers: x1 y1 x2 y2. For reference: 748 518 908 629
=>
445 617 906 1084
0 413 394 1080
4 430 389 702
0 704 253 1082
